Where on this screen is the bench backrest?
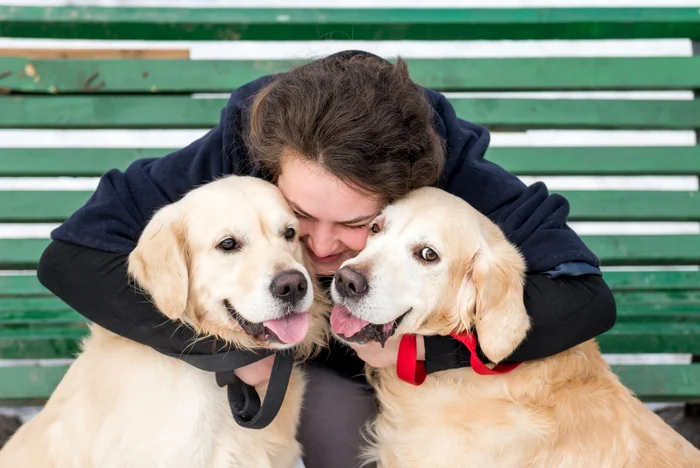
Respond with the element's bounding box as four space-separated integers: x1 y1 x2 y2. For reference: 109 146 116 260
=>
0 5 698 403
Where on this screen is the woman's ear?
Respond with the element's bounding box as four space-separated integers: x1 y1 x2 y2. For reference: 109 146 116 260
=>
456 219 531 364
127 203 190 321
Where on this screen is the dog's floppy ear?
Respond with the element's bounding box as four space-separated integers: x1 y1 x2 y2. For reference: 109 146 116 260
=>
456 219 531 363
128 203 189 321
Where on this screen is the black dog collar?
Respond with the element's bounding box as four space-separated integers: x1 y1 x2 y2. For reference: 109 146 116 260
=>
170 348 294 430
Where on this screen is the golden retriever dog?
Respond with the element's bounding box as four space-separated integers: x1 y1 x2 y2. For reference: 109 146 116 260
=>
329 187 700 468
0 175 328 468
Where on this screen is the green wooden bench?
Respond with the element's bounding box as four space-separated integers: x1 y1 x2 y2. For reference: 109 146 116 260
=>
0 5 699 406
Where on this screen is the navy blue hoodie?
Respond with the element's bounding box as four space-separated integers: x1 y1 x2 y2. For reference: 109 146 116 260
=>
50 54 600 276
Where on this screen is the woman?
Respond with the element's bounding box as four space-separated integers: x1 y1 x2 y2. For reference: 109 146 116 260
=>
37 51 616 468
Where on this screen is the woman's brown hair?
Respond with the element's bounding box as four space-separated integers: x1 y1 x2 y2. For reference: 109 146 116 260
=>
244 52 445 203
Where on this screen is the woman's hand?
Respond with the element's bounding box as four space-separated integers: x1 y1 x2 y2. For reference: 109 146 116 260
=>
348 335 425 368
233 355 275 387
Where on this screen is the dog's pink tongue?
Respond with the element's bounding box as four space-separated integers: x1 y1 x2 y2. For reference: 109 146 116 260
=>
331 305 369 338
263 313 310 344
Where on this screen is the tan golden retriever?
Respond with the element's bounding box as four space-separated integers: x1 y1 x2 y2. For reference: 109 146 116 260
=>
330 187 700 468
0 175 327 468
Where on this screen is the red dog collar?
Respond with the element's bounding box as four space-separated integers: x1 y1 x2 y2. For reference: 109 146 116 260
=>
397 333 521 386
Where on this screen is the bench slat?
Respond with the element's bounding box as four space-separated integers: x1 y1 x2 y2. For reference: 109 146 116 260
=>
598 322 700 354
2 147 699 177
3 190 698 223
0 326 85 359
0 298 85 324
0 296 697 326
487 147 700 176
0 320 698 359
1 272 697 298
0 276 51 296
2 236 699 269
3 96 700 129
614 364 700 402
1 6 699 41
0 363 697 402
0 323 698 358
5 57 700 93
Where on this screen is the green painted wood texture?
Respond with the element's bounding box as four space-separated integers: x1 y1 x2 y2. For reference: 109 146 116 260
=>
2 291 697 326
4 57 700 93
2 7 700 41
0 321 697 359
1 271 696 298
3 96 700 129
1 5 699 404
1 236 699 269
2 190 700 222
2 147 699 177
0 363 698 402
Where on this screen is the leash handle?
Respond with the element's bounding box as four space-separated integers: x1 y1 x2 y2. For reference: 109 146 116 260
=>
215 352 294 430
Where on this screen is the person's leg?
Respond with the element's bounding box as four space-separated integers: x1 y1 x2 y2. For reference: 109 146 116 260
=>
298 362 377 468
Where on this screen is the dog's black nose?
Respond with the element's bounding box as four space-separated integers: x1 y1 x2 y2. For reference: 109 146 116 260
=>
334 267 368 299
271 270 308 304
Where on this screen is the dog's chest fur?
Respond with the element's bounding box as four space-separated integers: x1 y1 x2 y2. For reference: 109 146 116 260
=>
363 341 700 468
0 326 304 468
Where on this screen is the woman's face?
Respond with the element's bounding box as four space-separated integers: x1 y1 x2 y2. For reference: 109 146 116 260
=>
276 154 382 276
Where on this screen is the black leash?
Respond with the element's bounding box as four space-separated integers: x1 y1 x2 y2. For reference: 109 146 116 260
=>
170 348 294 430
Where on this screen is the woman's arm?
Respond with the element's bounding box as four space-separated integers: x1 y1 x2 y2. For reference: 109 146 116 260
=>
37 240 212 355
423 273 617 373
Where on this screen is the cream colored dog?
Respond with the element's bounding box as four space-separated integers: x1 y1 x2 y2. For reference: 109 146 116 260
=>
330 187 700 468
0 175 328 468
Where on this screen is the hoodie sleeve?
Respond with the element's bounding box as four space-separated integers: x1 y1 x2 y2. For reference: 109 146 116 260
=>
50 76 274 253
427 90 600 274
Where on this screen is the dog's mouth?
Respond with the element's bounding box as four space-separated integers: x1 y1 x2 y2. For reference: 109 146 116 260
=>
224 300 309 345
329 304 408 347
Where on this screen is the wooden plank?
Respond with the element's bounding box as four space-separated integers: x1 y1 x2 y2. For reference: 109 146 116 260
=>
0 191 94 222
603 271 700 291
615 292 700 321
1 7 700 41
0 363 697 402
561 191 700 222
599 322 700 354
3 190 698 223
0 275 50 297
613 364 700 402
0 49 190 59
0 297 85 324
1 294 696 325
5 272 694 296
2 147 700 177
3 96 700 129
486 147 700 176
0 326 85 359
0 365 70 400
0 239 50 269
4 57 700 93
583 235 700 266
0 148 164 176
1 236 698 269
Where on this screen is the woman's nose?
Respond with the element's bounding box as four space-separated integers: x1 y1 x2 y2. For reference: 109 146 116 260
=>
304 223 337 257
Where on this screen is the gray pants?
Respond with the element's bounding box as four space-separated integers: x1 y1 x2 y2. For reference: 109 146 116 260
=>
298 363 378 468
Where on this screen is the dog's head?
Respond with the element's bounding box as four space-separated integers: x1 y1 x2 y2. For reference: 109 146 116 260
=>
330 187 530 363
128 175 327 355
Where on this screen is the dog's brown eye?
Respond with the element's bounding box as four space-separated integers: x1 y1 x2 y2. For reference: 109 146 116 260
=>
284 227 296 240
218 238 238 251
420 247 439 262
370 223 380 234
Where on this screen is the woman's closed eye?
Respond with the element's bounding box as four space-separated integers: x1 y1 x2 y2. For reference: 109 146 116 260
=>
346 224 368 230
